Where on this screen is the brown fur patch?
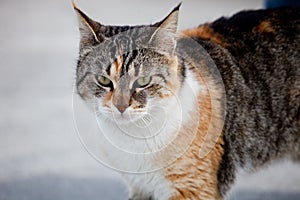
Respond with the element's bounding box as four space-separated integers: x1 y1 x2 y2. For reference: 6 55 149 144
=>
253 20 275 34
114 60 120 72
102 91 112 108
117 54 123 73
164 71 225 199
158 92 172 99
112 56 123 82
182 24 228 47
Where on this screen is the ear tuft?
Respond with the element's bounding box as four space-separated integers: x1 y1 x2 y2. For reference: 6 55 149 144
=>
72 0 77 9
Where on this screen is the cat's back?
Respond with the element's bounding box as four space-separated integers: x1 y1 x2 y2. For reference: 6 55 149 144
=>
183 6 300 170
203 7 300 107
212 7 299 42
184 7 300 57
184 6 300 120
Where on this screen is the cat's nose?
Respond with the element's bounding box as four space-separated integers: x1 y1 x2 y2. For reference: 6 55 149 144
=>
115 103 129 114
112 88 130 114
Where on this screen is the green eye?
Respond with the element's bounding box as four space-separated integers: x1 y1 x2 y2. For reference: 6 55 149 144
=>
135 76 152 88
97 75 112 87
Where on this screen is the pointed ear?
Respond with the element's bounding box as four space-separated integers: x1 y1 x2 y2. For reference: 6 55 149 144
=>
150 3 181 55
155 3 181 33
72 1 106 48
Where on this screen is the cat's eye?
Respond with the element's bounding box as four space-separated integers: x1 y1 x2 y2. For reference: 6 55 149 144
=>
97 75 112 87
135 76 152 88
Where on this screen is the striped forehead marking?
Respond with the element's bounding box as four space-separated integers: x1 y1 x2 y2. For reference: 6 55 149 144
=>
120 50 139 77
107 50 140 80
109 56 123 81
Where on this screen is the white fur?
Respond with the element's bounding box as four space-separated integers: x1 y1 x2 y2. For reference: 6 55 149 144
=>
94 68 205 199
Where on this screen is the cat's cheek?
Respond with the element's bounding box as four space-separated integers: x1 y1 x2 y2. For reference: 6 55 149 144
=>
147 86 173 99
158 91 174 99
92 98 113 119
101 91 113 108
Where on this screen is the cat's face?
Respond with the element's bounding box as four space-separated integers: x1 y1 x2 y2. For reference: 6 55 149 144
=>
74 4 183 124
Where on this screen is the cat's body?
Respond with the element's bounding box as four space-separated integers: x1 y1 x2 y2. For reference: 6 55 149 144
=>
74 3 300 200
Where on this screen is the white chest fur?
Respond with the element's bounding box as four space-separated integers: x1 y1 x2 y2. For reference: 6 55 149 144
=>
96 69 203 199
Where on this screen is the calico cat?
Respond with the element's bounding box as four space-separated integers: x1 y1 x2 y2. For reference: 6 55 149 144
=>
73 2 300 200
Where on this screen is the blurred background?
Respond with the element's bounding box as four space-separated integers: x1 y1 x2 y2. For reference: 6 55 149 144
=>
1 0 300 199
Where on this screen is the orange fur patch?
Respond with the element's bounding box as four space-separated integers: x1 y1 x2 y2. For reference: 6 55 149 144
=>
102 91 112 108
182 24 228 47
253 20 275 34
114 59 120 72
112 56 123 82
158 92 172 99
117 49 123 75
164 69 225 199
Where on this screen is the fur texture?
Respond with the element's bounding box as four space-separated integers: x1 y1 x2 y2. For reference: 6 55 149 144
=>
74 3 300 199
185 8 300 196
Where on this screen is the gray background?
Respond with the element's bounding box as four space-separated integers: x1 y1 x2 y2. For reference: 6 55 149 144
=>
1 0 300 199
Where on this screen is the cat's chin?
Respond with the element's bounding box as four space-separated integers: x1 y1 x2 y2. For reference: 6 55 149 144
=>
111 112 147 125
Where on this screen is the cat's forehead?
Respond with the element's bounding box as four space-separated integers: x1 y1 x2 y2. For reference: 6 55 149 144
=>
77 25 176 82
85 44 170 74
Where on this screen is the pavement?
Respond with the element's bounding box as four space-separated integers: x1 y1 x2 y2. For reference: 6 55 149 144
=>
0 0 299 199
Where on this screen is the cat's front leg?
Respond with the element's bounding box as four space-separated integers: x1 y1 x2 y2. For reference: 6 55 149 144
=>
129 192 155 200
163 135 225 200
129 197 153 200
167 187 222 200
127 185 153 200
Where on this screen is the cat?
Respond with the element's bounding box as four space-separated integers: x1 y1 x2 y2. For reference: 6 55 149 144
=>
73 2 300 200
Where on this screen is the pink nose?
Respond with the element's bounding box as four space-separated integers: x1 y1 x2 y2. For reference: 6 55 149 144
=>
115 104 129 113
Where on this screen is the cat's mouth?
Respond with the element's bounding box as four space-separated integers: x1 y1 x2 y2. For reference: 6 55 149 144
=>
112 111 150 125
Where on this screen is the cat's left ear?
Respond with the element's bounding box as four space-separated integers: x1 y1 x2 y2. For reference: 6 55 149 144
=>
150 3 181 55
72 1 107 48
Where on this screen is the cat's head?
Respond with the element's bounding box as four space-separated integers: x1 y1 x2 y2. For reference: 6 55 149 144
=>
74 3 184 124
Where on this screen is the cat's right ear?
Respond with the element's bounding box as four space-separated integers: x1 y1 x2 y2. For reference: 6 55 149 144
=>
149 3 181 56
72 1 106 48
